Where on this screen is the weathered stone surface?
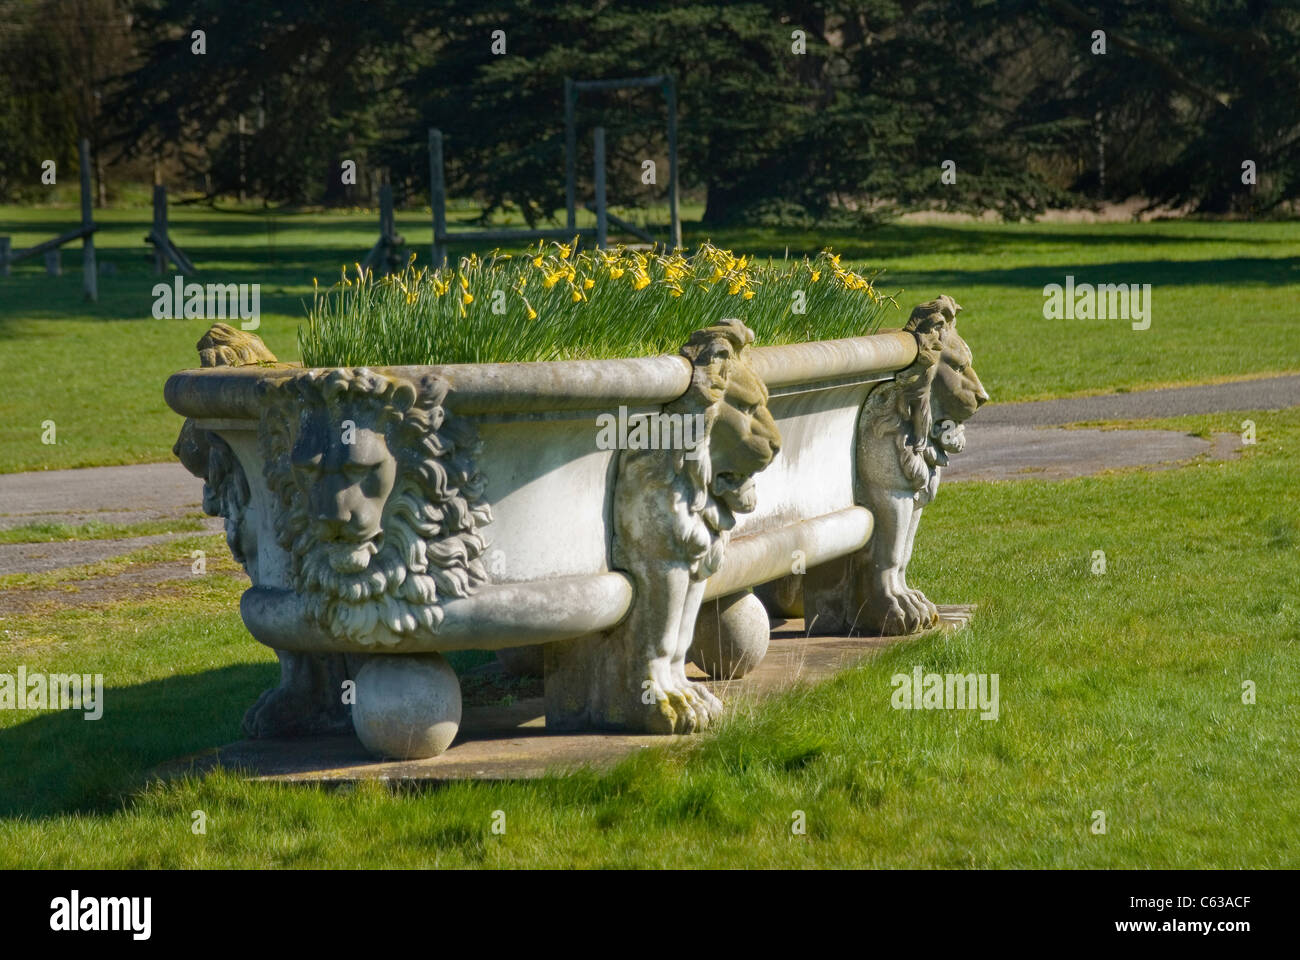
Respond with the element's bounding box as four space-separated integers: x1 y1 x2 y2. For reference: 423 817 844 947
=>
689 590 771 679
164 607 972 784
545 319 781 734
164 305 970 760
351 654 462 759
802 296 987 636
755 575 803 619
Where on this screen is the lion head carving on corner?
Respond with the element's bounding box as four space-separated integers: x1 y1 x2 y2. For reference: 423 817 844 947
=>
259 368 491 644
863 295 988 495
666 318 782 580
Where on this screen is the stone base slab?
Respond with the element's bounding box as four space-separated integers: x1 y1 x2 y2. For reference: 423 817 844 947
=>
162 605 973 784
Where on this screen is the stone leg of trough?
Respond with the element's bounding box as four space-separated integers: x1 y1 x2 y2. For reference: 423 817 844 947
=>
545 319 781 733
804 296 987 637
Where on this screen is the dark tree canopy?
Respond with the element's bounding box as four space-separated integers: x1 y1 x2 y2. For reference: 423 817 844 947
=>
2 0 1297 218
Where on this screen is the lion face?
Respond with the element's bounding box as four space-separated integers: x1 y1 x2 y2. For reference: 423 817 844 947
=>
260 369 490 643
931 321 988 429
708 362 781 514
289 406 397 574
888 295 988 471
677 319 781 518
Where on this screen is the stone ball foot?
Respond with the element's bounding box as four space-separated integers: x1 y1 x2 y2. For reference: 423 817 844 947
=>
351 653 462 760
689 590 771 680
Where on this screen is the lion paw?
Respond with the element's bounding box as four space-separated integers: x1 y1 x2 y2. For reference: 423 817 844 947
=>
903 588 940 628
242 682 351 739
679 678 723 729
637 668 721 734
871 588 938 636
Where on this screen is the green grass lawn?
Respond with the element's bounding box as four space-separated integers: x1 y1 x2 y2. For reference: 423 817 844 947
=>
1 203 1297 471
1 409 1295 867
0 516 207 544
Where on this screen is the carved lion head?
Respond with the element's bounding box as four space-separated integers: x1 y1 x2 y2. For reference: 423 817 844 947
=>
671 319 782 577
260 368 491 643
903 296 988 462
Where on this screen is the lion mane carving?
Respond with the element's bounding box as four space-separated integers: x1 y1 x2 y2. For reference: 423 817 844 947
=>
545 318 781 733
854 294 987 633
259 367 492 645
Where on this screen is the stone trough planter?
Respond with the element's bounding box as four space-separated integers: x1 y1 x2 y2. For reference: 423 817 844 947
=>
165 295 986 760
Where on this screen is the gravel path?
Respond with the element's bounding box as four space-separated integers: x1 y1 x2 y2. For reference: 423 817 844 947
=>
975 374 1300 426
944 374 1297 483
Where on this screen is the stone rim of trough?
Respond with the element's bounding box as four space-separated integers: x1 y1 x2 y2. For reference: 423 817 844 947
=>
164 329 919 419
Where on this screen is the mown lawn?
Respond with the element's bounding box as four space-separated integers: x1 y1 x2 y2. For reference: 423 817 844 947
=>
1 409 1295 868
1 203 1297 471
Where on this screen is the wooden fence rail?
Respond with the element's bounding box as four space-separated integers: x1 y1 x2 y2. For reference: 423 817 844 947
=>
0 138 99 299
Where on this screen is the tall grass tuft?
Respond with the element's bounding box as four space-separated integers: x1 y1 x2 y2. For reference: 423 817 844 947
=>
298 242 898 367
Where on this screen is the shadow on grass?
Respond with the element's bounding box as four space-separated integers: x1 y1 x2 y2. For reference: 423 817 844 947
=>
0 662 275 819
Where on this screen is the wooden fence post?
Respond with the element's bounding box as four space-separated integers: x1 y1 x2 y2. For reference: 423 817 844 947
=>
45 249 61 276
0 237 9 277
593 127 607 250
564 77 577 232
379 183 394 243
665 75 681 251
379 183 397 273
429 128 447 269
80 138 97 301
153 185 168 275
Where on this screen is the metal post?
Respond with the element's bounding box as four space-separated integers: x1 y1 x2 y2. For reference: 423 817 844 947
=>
79 138 97 301
593 127 607 250
564 77 576 231
429 128 447 268
0 237 9 277
153 185 167 275
665 76 681 251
